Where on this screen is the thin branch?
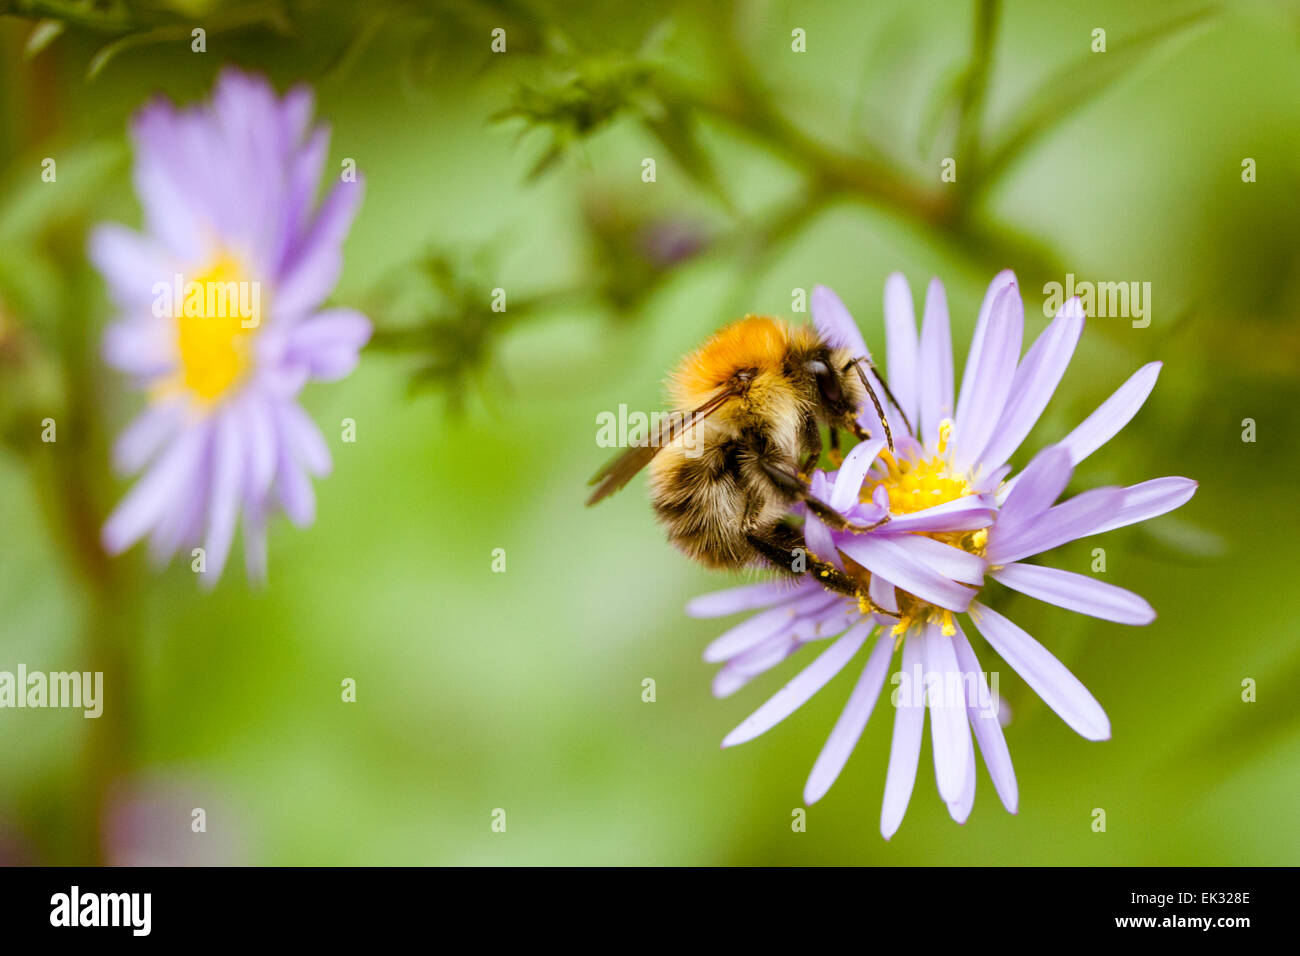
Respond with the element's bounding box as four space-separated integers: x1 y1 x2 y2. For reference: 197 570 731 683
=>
0 0 136 33
953 0 1000 212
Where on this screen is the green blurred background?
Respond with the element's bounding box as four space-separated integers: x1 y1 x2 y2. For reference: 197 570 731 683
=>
0 0 1297 865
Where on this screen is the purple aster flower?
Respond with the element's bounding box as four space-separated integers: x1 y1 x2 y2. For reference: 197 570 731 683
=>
692 270 1196 837
90 68 370 586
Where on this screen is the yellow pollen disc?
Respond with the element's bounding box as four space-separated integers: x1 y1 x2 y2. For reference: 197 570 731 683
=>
834 422 991 633
864 443 972 516
175 254 260 403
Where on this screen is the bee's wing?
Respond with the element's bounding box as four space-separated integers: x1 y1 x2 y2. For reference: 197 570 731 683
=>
585 386 738 506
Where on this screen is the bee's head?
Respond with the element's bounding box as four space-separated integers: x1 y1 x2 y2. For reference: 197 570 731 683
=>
800 346 866 426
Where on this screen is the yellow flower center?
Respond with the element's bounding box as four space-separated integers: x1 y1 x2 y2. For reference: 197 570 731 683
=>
863 425 971 515
842 421 992 634
174 254 262 403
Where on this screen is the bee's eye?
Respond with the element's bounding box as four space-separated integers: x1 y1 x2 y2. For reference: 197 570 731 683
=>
807 360 841 406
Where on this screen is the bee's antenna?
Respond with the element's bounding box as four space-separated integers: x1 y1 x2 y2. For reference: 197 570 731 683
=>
848 359 894 452
861 358 913 436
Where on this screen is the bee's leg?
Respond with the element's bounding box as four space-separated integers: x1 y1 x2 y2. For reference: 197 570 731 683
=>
827 427 843 466
776 468 887 533
804 494 890 534
758 457 890 534
797 415 823 477
747 531 859 598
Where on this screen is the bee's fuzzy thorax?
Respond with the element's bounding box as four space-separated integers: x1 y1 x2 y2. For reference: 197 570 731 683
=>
612 310 872 578
668 316 824 412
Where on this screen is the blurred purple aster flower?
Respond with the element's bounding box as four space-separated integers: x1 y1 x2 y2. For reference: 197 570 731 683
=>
90 68 370 586
691 270 1196 838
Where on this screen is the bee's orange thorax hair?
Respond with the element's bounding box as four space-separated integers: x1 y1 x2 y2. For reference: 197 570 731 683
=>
669 316 819 410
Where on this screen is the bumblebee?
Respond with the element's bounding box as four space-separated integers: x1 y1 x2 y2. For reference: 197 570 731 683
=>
587 316 905 594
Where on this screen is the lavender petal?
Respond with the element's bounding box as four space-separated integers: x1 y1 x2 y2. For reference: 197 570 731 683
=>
951 622 1018 813
88 224 175 308
702 590 834 662
876 494 995 534
923 623 972 804
1091 477 1198 535
199 408 246 588
1059 362 1162 467
839 535 976 611
146 426 209 566
721 622 870 748
980 297 1086 469
685 579 806 618
953 269 1016 425
995 444 1074 528
968 601 1110 740
829 438 885 512
946 738 977 824
276 400 332 477
286 308 372 382
881 630 926 839
111 401 185 476
884 533 985 586
883 272 919 429
868 572 899 613
985 486 1125 565
992 563 1156 625
952 282 1023 472
102 424 209 554
811 284 869 359
802 512 844 571
275 439 316 528
238 394 278 501
103 319 175 379
917 277 954 445
275 177 366 320
242 496 269 585
803 627 895 804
